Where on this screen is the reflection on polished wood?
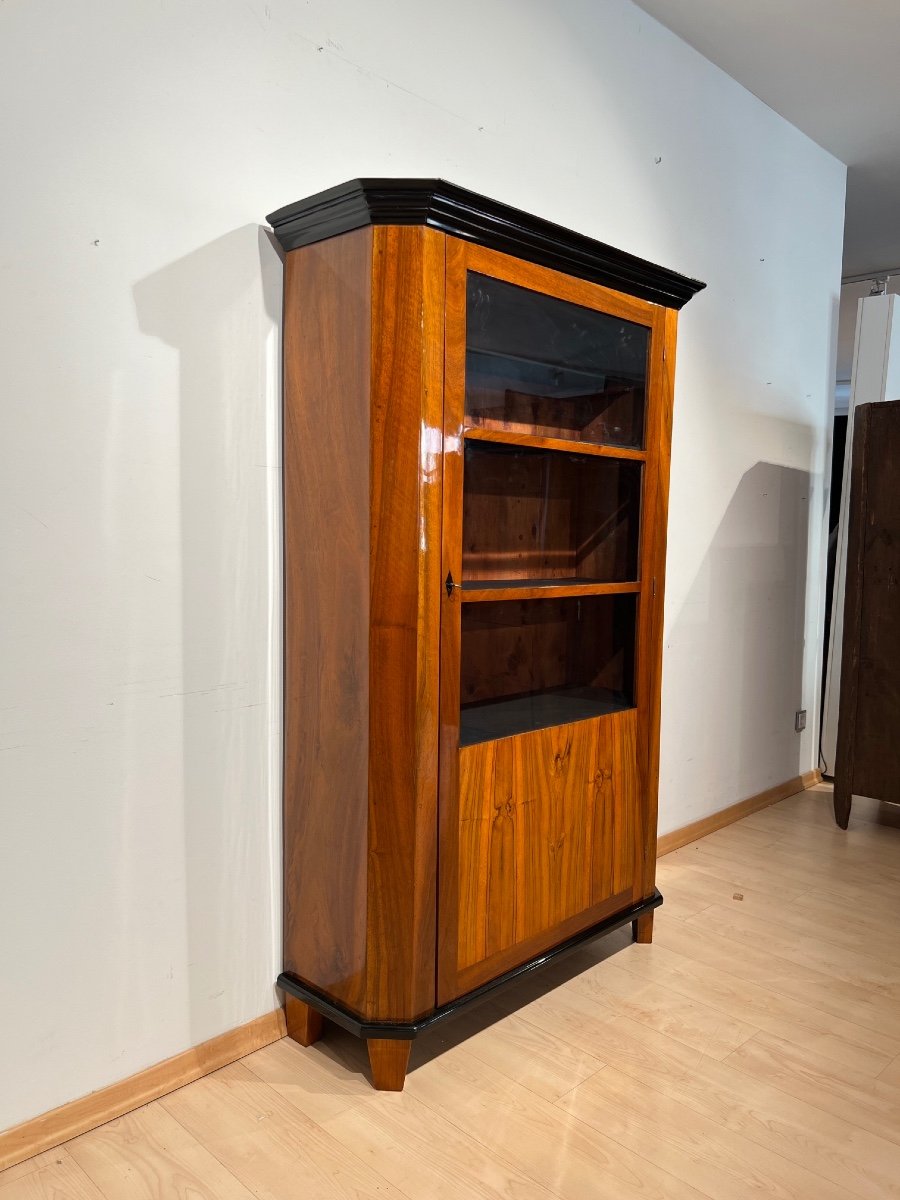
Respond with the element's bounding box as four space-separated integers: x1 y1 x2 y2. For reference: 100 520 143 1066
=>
7 785 900 1199
281 207 685 1090
447 710 638 995
464 424 647 460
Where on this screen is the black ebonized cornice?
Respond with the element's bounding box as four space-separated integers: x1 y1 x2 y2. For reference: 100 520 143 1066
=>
266 179 705 310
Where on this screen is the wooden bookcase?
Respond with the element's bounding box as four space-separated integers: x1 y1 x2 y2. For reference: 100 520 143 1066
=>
268 180 704 1089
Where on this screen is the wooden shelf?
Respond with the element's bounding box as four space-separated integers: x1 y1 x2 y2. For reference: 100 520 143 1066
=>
464 425 646 461
460 578 640 603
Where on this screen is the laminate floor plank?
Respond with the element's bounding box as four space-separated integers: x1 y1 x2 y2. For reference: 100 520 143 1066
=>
611 938 900 1076
654 914 900 1038
5 781 900 1200
160 1061 406 1200
669 840 900 909
684 903 900 989
322 1087 557 1200
880 1056 900 1088
563 961 759 1060
241 1033 377 1123
517 992 900 1200
0 1155 105 1200
431 1001 608 1101
557 1062 856 1200
405 1046 711 1200
724 1032 900 1148
666 871 900 953
65 1103 255 1200
0 1153 71 1189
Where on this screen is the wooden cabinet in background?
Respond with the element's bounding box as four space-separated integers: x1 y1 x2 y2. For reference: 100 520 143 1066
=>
834 398 900 827
267 180 704 1089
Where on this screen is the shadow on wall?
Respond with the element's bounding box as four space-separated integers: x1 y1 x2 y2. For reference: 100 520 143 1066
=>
663 461 811 823
131 226 283 1046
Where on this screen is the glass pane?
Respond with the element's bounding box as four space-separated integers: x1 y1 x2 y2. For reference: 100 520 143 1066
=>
459 595 635 746
462 441 640 584
466 273 649 449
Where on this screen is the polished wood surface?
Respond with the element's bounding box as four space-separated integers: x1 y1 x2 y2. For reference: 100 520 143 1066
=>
365 225 444 1021
439 237 664 1003
450 710 638 993
285 997 323 1048
835 398 900 827
11 788 900 1199
282 226 443 1023
437 235 468 1007
633 305 677 906
633 912 654 943
0 1010 286 1172
461 580 640 603
464 425 646 461
282 225 678 1069
282 229 373 1013
367 1040 413 1092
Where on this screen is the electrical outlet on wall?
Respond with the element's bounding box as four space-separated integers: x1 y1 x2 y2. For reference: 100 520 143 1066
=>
795 709 807 733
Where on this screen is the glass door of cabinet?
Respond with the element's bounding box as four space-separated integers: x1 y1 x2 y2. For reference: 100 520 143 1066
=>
456 269 649 747
438 240 668 1005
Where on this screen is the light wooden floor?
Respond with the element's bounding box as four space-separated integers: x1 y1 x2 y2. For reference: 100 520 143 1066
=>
5 782 900 1200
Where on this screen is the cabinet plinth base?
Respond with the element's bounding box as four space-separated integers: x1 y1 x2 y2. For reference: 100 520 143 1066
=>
367 1038 412 1090
277 888 662 1070
633 911 654 943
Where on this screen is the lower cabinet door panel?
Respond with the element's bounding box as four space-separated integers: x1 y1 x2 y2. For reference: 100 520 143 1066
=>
442 709 639 999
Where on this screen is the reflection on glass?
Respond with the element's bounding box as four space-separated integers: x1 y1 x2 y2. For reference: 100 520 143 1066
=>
459 595 635 746
466 273 649 449
462 441 641 585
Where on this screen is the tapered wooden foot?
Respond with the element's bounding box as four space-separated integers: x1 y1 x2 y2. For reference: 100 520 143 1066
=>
633 912 654 944
367 1038 412 1091
285 996 323 1047
833 784 852 830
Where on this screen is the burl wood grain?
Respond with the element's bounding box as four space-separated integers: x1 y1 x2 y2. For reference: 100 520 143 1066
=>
282 229 372 1013
453 710 638 991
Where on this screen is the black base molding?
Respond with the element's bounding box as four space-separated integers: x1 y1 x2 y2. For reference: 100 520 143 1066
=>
277 888 663 1041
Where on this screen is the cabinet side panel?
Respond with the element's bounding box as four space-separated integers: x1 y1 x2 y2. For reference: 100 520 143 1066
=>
636 306 677 901
282 230 372 1014
366 226 444 1021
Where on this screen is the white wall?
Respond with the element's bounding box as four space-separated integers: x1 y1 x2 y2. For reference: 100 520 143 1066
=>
0 0 845 1130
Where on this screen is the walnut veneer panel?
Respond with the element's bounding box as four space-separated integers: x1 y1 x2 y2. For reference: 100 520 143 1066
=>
282 226 443 1021
365 225 444 1020
455 710 639 984
282 229 372 1013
